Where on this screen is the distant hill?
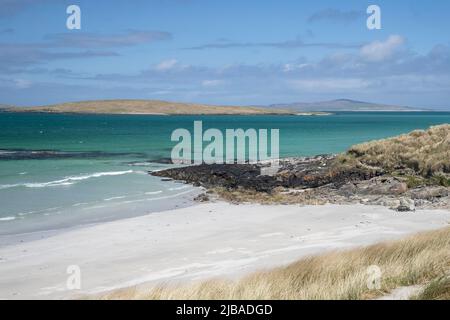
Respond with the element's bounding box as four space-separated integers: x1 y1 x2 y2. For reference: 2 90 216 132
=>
270 99 423 112
6 100 292 115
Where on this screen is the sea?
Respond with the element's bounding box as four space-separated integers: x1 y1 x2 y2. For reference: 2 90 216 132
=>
1 111 450 237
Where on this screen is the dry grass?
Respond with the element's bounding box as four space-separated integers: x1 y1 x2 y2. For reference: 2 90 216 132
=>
339 124 450 178
101 227 450 300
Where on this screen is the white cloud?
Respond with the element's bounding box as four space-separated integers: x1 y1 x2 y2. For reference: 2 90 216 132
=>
154 59 178 71
201 79 224 87
283 63 310 72
360 35 405 62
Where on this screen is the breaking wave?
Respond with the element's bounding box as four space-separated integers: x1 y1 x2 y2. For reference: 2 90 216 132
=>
0 170 134 190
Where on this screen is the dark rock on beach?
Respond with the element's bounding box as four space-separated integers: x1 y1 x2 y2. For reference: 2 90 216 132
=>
151 155 381 192
149 157 174 164
153 163 271 191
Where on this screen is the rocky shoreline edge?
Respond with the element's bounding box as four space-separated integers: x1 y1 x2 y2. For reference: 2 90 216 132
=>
150 155 449 211
151 125 450 212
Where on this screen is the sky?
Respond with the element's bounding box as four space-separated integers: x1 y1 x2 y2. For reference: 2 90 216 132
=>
0 0 449 109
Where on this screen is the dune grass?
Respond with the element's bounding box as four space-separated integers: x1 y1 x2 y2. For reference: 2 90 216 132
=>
413 276 450 300
339 124 450 179
101 227 450 300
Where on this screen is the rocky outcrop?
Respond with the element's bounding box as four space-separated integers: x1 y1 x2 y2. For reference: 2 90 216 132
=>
151 155 381 192
153 163 273 191
151 156 449 211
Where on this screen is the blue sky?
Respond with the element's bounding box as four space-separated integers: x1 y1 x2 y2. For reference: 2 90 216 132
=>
0 0 449 108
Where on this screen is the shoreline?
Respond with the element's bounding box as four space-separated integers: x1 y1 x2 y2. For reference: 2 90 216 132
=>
1 201 449 299
0 186 202 247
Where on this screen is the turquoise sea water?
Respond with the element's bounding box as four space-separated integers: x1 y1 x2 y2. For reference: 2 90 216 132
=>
1 112 450 236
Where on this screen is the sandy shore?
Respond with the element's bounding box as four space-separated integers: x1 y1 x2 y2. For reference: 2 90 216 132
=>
0 202 449 299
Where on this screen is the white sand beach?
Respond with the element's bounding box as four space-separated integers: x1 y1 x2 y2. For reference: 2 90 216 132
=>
0 202 449 299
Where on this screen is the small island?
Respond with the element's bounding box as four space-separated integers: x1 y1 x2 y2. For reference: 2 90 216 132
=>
4 99 294 116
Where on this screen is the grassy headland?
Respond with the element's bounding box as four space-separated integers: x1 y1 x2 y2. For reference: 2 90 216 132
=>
338 124 450 185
